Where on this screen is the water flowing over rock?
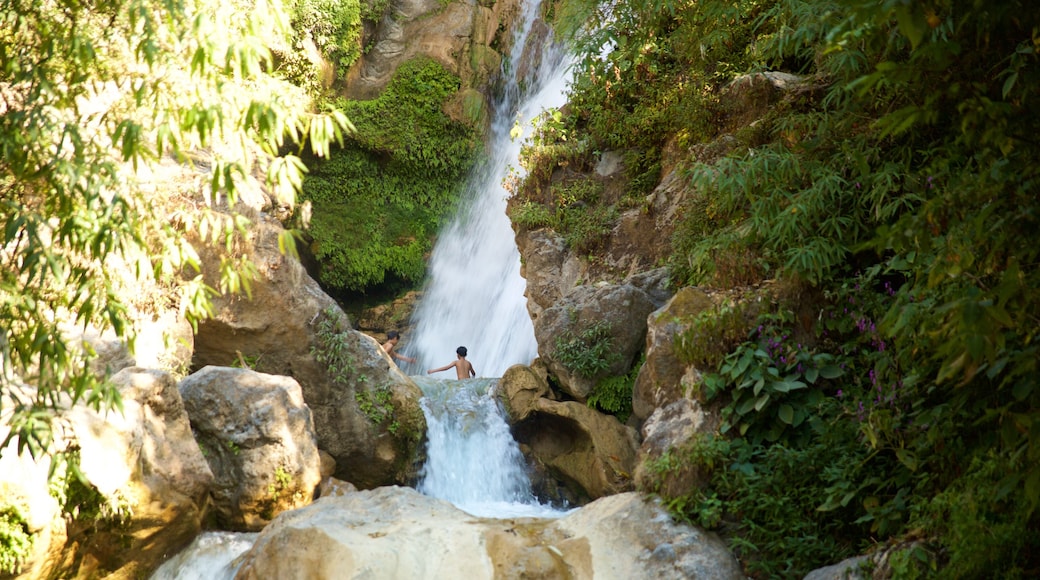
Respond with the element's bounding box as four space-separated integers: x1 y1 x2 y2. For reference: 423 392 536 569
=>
178 366 321 532
232 486 743 580
0 368 212 579
534 283 655 401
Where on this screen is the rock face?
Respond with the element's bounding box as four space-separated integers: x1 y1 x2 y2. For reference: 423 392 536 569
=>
534 283 655 401
234 486 743 580
191 218 426 489
497 364 639 504
0 368 213 579
343 0 521 102
178 366 322 532
632 287 715 422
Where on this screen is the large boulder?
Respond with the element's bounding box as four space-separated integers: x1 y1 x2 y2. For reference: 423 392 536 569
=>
632 287 715 422
0 368 213 579
233 486 743 580
498 364 639 503
178 366 322 532
534 283 655 401
191 218 426 489
516 229 585 322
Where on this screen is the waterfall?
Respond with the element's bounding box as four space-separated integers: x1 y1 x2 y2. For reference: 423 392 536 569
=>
414 376 565 518
405 0 575 518
404 0 573 377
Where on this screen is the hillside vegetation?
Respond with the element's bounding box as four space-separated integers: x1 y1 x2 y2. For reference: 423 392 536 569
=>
520 0 1040 576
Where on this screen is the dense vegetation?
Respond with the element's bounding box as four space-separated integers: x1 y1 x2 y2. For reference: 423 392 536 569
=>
0 0 346 570
536 0 1040 576
300 58 482 292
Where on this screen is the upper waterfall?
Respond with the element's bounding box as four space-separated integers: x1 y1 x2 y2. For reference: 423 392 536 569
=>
405 0 574 377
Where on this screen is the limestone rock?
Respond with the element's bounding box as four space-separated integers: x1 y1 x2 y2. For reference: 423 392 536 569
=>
517 229 585 321
0 368 213 579
534 283 654 401
178 366 322 532
634 399 717 497
495 363 552 420
191 218 426 489
632 286 715 422
498 366 639 502
342 0 520 101
233 487 742 580
551 492 744 579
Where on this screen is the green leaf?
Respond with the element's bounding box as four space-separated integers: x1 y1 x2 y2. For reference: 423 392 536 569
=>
819 365 843 379
778 404 794 425
893 5 926 49
895 448 918 472
754 393 771 412
805 367 819 384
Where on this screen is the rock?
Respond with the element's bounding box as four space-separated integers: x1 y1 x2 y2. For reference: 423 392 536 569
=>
634 399 717 497
720 71 806 132
0 368 213 579
498 366 639 502
551 492 744 579
535 283 654 401
632 287 715 422
302 322 427 489
178 366 322 531
233 487 742 580
342 0 521 101
516 229 585 322
191 218 426 489
318 449 337 480
803 555 871 580
496 363 552 420
316 478 358 499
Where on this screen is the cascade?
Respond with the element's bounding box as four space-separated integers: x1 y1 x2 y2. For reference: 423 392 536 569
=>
406 0 574 517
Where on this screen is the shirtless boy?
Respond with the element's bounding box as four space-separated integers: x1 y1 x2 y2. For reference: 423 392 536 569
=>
427 346 476 379
382 330 416 365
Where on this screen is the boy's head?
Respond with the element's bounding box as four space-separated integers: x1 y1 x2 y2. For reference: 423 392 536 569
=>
456 346 467 357
387 330 400 341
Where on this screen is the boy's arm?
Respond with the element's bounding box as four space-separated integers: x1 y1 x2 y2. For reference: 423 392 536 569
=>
427 362 455 374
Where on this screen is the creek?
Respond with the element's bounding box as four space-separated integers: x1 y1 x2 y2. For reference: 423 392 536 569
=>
152 1 574 577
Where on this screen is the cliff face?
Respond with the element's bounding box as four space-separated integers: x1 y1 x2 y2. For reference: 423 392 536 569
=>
342 0 522 103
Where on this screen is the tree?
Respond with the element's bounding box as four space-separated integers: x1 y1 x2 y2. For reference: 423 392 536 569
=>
0 0 350 459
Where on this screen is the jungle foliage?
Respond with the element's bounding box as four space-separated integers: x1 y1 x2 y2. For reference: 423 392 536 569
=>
548 0 1040 576
300 57 482 292
0 0 347 463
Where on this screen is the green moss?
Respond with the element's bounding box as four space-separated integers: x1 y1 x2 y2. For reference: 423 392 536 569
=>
0 503 33 575
302 57 481 293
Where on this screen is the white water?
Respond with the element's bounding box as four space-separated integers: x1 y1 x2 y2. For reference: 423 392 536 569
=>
407 0 575 519
151 532 256 580
403 0 574 378
414 376 565 518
